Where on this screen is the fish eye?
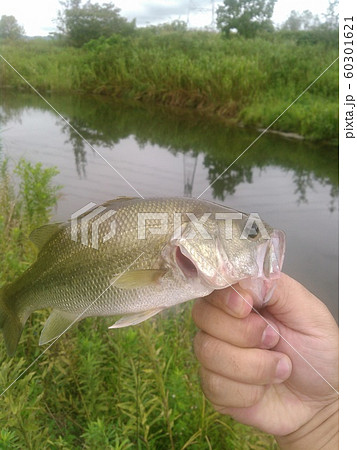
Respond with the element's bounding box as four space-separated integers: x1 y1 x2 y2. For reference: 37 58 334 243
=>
247 223 260 240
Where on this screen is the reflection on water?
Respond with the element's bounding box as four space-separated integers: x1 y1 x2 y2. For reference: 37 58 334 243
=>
0 90 338 319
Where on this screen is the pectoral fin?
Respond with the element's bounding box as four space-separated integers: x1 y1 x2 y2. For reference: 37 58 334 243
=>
39 310 79 345
110 269 167 290
108 308 164 329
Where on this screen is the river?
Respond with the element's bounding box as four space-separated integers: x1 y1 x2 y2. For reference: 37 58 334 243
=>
0 90 338 320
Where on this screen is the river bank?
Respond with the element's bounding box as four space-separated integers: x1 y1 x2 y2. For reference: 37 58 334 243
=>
1 30 338 141
0 30 338 141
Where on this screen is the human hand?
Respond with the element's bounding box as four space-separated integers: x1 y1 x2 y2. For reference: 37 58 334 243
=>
192 273 338 448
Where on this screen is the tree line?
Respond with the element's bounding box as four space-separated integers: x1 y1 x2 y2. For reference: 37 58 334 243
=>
0 0 339 46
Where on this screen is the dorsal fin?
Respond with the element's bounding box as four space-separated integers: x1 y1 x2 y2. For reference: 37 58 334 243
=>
101 196 138 209
29 223 63 251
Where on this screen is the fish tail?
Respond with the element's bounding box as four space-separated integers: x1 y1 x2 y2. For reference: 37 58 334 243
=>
0 288 26 357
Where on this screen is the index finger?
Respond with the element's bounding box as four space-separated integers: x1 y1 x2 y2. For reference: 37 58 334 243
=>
204 283 254 319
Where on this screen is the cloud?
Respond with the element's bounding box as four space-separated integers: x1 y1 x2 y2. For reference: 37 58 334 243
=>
121 0 213 26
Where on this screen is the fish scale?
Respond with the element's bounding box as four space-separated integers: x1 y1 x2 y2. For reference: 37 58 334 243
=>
0 196 285 356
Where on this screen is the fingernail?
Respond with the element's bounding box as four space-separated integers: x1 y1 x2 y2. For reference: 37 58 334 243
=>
275 357 291 382
225 290 242 314
261 325 278 349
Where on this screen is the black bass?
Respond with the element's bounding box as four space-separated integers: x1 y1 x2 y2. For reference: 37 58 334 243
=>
0 197 285 356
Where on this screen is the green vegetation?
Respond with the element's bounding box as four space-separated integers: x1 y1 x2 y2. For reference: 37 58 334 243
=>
0 159 278 448
0 0 338 141
0 15 24 40
0 28 338 141
56 0 135 47
217 0 277 37
0 158 60 286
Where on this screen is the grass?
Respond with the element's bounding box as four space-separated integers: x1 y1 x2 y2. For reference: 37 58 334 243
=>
0 159 278 448
0 158 60 286
0 29 338 141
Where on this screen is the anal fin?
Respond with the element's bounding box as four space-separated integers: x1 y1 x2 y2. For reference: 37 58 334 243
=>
108 308 164 329
39 310 79 345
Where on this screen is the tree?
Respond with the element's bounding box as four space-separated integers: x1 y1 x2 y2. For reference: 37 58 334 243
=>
282 10 321 31
216 0 277 38
323 0 339 30
0 15 25 40
156 20 188 33
56 0 135 47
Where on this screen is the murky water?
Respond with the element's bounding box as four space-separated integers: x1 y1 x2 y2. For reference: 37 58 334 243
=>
0 91 338 320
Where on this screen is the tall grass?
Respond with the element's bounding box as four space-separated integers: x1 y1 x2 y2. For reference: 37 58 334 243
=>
0 159 278 447
0 30 338 140
0 158 60 286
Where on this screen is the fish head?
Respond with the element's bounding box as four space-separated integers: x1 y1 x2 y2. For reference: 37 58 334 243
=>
224 218 286 307
162 212 285 308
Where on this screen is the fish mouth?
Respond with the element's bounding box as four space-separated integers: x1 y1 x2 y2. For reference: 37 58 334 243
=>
173 243 228 288
266 230 286 279
175 246 199 279
164 229 286 307
238 230 286 307
162 240 203 284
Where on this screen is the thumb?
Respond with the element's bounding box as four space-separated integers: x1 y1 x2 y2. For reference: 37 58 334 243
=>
266 273 337 334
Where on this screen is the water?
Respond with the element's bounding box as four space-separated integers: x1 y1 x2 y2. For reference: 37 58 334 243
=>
0 90 338 320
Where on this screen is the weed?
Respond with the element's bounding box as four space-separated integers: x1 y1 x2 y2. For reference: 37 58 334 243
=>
0 30 338 140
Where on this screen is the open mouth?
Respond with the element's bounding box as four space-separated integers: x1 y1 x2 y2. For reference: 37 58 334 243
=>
239 229 286 307
265 230 286 279
175 246 198 278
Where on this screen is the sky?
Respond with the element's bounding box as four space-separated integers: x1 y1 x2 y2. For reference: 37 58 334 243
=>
0 0 333 36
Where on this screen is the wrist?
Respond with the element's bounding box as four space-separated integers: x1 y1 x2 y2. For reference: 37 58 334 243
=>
275 400 339 450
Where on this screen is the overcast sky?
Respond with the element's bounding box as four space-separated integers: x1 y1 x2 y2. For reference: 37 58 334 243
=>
1 0 333 36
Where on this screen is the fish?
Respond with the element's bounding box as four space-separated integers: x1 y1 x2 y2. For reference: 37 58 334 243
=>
0 196 285 356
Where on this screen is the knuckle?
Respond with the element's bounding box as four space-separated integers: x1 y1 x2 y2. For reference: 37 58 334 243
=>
251 353 271 382
191 299 204 324
201 371 221 401
211 403 230 415
209 293 229 311
246 316 266 346
205 287 227 303
193 332 203 359
194 332 220 364
192 299 217 330
193 332 208 361
239 385 265 407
